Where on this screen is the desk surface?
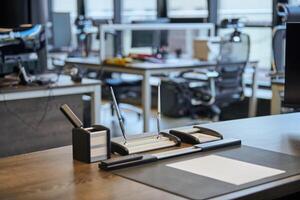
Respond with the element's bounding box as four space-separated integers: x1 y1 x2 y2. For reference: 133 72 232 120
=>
0 74 101 94
66 57 217 71
1 113 300 200
66 57 258 72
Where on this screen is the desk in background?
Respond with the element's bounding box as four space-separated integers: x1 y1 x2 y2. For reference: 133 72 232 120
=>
0 74 101 124
66 57 258 132
0 74 101 157
1 113 300 199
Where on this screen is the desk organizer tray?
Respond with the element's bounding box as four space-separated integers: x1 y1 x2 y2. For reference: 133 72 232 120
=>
169 126 223 144
111 132 181 155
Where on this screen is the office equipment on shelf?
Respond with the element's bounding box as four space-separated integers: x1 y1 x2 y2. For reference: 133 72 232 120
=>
99 138 241 170
0 0 48 75
110 85 181 155
169 126 222 145
60 104 110 163
0 24 47 78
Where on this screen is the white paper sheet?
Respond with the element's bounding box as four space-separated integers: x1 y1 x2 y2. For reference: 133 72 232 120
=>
166 155 285 185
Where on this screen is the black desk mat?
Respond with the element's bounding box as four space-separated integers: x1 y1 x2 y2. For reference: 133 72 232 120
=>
113 146 300 200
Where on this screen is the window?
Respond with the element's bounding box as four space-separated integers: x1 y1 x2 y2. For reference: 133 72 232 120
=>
52 0 77 18
218 0 273 69
85 0 113 19
167 0 208 18
123 0 157 23
218 0 272 25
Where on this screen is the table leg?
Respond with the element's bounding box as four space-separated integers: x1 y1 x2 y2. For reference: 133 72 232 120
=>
91 85 101 124
248 64 258 117
271 84 282 115
142 72 151 132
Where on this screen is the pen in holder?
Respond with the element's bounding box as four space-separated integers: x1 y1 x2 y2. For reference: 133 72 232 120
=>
60 104 111 163
110 85 181 156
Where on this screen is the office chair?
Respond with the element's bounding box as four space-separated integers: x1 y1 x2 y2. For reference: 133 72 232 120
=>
179 31 250 120
271 25 286 79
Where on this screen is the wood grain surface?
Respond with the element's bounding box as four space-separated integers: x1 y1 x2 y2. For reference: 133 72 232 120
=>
1 113 300 200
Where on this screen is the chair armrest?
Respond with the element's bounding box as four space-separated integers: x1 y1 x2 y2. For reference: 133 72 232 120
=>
269 71 285 79
181 69 219 81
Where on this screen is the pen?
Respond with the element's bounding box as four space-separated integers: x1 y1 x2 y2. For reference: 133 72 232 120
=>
110 87 127 143
60 104 84 128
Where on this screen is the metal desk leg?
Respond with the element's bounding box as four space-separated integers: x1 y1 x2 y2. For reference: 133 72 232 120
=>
249 64 258 117
91 85 101 124
142 71 151 132
271 84 282 115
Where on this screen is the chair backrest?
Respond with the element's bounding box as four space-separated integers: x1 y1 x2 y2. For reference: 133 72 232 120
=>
216 32 250 92
272 25 286 73
218 32 250 64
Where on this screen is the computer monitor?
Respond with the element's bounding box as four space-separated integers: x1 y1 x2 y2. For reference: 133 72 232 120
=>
131 18 169 49
52 12 72 50
284 22 300 107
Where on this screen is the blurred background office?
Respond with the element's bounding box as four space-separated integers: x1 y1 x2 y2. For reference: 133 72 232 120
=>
0 0 298 157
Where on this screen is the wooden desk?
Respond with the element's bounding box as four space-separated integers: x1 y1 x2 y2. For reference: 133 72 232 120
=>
1 113 300 199
66 57 258 132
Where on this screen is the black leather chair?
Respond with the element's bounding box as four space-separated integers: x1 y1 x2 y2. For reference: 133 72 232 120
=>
180 31 250 120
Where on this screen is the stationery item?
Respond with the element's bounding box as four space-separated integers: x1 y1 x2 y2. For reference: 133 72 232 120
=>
100 138 241 170
110 85 181 156
110 87 127 143
60 104 83 128
100 154 157 170
167 155 285 185
60 104 111 163
101 154 143 166
169 126 223 144
111 132 181 156
112 145 300 200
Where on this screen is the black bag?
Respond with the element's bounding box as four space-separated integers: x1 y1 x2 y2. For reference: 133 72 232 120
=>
161 78 194 117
